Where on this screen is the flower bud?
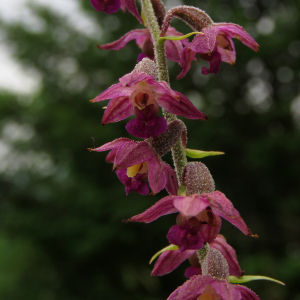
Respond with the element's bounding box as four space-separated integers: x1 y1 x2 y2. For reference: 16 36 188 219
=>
148 120 186 156
161 6 213 37
181 162 215 196
134 58 157 79
201 248 229 280
150 0 166 28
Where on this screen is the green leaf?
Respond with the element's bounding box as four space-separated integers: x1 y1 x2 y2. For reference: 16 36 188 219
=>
159 31 204 41
228 275 285 286
178 185 187 196
149 244 179 264
185 148 225 159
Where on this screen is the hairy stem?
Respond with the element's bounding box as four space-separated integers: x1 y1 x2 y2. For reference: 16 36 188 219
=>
141 0 187 184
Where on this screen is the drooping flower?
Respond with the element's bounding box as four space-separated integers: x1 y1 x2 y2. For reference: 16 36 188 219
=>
97 27 189 64
91 59 207 138
128 191 255 236
178 23 259 78
90 0 143 23
89 120 186 195
167 247 259 300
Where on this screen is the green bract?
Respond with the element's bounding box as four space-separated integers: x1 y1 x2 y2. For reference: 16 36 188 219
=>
149 244 178 264
185 148 224 158
229 275 285 285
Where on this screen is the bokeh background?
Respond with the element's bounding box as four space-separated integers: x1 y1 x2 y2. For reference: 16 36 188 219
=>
0 0 299 299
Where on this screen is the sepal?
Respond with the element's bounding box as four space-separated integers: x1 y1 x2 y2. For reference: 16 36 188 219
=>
185 148 224 158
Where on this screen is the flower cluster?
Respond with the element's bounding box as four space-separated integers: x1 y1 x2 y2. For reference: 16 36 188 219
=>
89 1 282 299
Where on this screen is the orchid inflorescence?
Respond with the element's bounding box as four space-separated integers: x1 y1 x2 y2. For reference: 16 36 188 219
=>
89 0 284 299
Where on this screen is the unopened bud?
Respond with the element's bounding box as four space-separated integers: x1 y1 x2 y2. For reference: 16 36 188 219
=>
181 162 215 196
134 58 157 79
201 248 229 280
161 6 213 37
148 120 186 156
150 0 166 28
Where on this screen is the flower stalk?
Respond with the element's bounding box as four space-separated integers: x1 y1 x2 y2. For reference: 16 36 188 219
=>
141 0 187 183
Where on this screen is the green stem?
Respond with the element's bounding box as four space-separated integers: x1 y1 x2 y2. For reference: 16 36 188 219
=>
141 0 187 184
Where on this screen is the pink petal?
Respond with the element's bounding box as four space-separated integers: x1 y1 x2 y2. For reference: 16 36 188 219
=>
204 191 254 236
124 0 143 24
148 155 167 194
91 82 133 102
184 265 201 278
217 37 236 64
156 84 208 120
90 0 121 14
174 195 210 218
201 50 222 75
215 23 259 52
97 29 149 51
151 249 195 276
177 46 196 79
235 285 260 300
114 140 155 169
119 71 153 87
127 195 180 223
162 163 178 195
199 216 222 243
102 96 133 124
210 280 241 299
189 26 219 53
91 137 131 152
165 39 184 63
167 275 216 300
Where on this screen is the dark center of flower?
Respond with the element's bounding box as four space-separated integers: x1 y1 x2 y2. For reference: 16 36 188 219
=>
134 92 150 109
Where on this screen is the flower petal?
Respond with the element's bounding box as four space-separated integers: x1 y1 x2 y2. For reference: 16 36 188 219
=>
189 26 219 53
97 29 149 51
91 82 133 102
91 137 131 152
90 0 121 14
127 195 180 223
156 84 208 120
210 280 241 300
204 191 254 236
148 155 167 194
102 96 133 124
174 195 210 218
167 275 216 300
152 249 195 276
235 285 260 300
177 46 196 79
215 23 259 52
162 162 179 195
201 50 222 75
114 140 155 169
124 0 143 24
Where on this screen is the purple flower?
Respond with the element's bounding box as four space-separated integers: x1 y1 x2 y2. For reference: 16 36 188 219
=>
91 69 207 138
128 191 254 237
97 27 189 64
167 275 260 300
168 247 259 300
151 234 243 278
89 137 178 195
90 0 143 23
178 23 259 78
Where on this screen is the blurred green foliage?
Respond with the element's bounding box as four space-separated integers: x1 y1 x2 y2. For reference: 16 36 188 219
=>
0 0 299 299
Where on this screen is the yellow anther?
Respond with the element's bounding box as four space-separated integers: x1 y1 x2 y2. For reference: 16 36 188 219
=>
127 163 142 178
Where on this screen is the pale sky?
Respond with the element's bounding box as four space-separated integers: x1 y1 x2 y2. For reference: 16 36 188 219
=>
0 0 101 95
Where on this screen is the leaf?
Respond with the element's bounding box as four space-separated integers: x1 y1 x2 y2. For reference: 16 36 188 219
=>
185 148 224 159
159 31 204 41
228 275 285 286
149 244 179 264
